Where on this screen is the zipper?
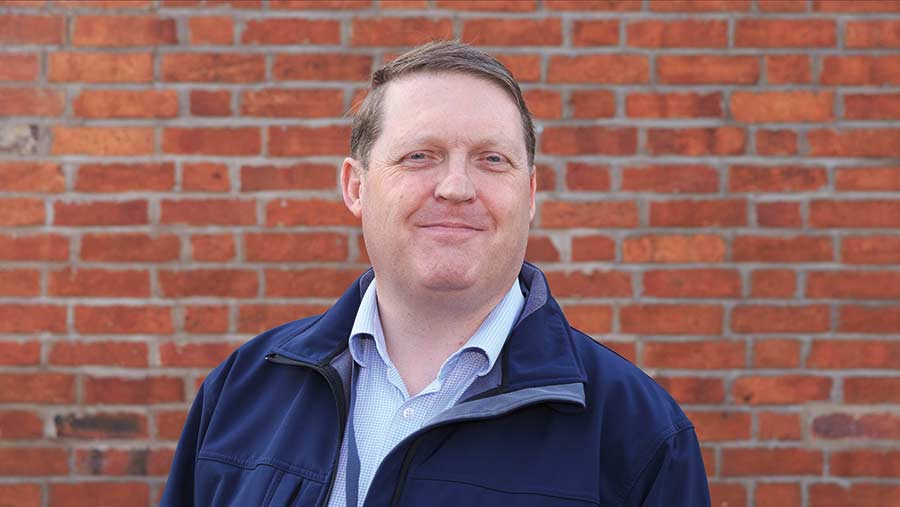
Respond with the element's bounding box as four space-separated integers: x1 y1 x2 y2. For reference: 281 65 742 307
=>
265 353 348 507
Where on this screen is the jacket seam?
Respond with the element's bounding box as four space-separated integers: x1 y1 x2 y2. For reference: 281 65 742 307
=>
198 450 328 483
617 418 696 505
407 475 600 505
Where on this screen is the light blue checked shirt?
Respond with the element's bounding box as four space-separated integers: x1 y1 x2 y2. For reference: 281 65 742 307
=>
327 277 525 507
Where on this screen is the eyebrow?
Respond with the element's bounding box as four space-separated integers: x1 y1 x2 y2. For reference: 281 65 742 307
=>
390 134 522 155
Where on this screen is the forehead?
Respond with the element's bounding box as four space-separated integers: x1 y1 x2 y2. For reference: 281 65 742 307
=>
376 72 525 151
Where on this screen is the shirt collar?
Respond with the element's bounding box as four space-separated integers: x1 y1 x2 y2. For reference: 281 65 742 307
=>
348 278 525 378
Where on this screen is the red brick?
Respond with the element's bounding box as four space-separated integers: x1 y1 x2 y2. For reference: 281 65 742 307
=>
541 127 637 155
522 89 561 119
766 54 812 84
571 235 615 262
242 18 340 45
808 340 900 369
0 14 63 44
544 270 632 298
0 373 74 403
569 90 616 118
565 163 610 191
655 376 725 404
0 448 68 476
190 89 231 116
649 0 750 10
273 53 373 81
750 270 796 298
52 126 154 156
623 235 725 263
238 304 328 333
628 20 727 47
495 54 541 82
756 202 807 227
644 269 741 299
269 0 369 9
50 341 148 367
809 483 900 507
75 306 173 334
732 305 830 333
0 269 39 297
758 412 803 440
846 20 900 48
49 52 153 83
732 375 831 404
686 410 751 441
0 410 43 438
541 201 638 229
733 236 832 262
821 56 900 85
645 340 744 369
736 19 836 47
521 235 557 262
240 163 334 191
161 199 256 225
188 16 233 44
709 483 746 507
561 305 613 334
840 306 900 334
845 377 900 404
163 127 260 155
620 305 722 335
811 200 900 228
0 340 40 364
0 304 65 333
545 0 641 10
155 410 187 440
626 92 721 118
758 0 808 10
74 89 178 118
756 129 798 155
731 91 833 122
76 163 174 192
463 18 561 46
84 376 183 404
351 17 452 46
54 200 147 226
160 270 257 298
245 232 348 262
623 164 718 193
73 15 176 46
813 0 900 11
0 198 44 226
808 271 900 299
548 55 649 83
269 125 350 156
830 450 900 477
50 482 149 507
159 341 240 367
241 89 343 118
81 233 179 262
162 53 265 82
753 338 800 368
572 19 618 46
183 162 230 192
0 87 64 116
265 268 362 297
184 305 229 334
0 484 41 506
0 53 39 81
0 234 68 261
190 234 235 261
265 198 357 227
61 0 155 6
755 483 801 507
844 94 900 120
49 268 150 297
834 166 900 192
657 55 759 84
73 448 171 476
842 235 900 264
435 0 535 10
814 413 900 440
648 127 746 156
650 199 746 227
730 164 827 192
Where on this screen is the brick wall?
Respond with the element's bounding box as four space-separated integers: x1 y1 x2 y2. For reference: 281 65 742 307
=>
1 0 898 505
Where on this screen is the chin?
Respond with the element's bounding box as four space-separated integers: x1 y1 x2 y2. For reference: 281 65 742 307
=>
413 260 479 293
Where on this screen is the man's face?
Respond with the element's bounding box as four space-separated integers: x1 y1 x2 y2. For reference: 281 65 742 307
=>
342 72 536 296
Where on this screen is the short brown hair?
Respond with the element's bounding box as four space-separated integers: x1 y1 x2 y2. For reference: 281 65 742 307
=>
350 40 536 170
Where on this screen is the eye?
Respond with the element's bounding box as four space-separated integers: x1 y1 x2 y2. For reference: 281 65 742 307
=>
485 154 505 163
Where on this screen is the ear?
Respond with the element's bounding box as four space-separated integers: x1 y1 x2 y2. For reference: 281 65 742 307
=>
528 166 537 222
341 157 364 218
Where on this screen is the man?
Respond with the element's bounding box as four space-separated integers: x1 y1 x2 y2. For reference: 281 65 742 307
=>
162 41 709 506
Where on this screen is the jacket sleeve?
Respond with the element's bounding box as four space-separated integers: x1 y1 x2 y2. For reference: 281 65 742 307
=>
624 425 711 507
159 383 209 507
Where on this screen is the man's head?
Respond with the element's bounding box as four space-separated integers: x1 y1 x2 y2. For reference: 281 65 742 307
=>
341 41 537 302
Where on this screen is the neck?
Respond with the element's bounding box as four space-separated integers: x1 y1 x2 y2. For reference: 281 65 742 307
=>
374 280 510 396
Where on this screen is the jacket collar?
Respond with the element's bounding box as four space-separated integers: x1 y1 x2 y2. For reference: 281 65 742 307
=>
268 262 587 392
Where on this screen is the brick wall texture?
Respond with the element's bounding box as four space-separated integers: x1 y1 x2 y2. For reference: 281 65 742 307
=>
1 0 899 505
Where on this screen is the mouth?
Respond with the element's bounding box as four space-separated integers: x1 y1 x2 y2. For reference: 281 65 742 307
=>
419 222 485 232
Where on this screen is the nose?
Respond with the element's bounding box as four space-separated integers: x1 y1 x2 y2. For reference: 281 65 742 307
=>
434 156 476 203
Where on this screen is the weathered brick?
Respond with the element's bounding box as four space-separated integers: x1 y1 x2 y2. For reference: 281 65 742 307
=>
351 17 453 46
266 199 358 226
49 268 150 297
159 269 258 298
544 270 632 298
54 200 148 226
73 16 176 46
647 127 746 156
240 89 344 118
74 89 178 118
75 163 174 192
162 53 265 82
269 125 350 156
733 236 832 262
620 305 723 335
731 305 830 333
50 341 148 367
548 55 649 83
627 20 727 47
572 20 618 46
80 233 180 262
75 306 173 334
50 52 153 83
644 340 744 368
736 19 836 47
657 55 759 84
161 199 256 225
541 201 638 228
732 375 831 404
242 18 340 45
626 92 722 118
273 53 373 81
52 127 154 156
623 235 726 263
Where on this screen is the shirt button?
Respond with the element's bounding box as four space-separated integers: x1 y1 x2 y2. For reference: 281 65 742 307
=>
403 408 414 418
